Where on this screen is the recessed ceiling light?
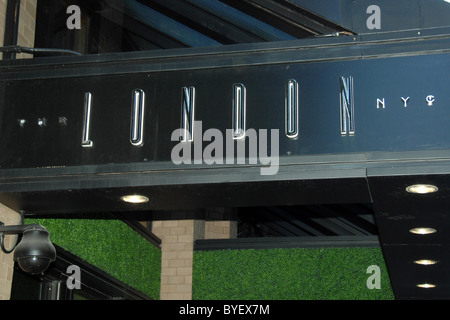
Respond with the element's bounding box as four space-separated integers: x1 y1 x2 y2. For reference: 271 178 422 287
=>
120 194 149 204
409 227 437 235
414 259 438 266
406 184 438 194
416 283 436 289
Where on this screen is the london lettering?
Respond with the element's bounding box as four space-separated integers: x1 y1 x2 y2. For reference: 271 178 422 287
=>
73 77 437 175
79 76 353 147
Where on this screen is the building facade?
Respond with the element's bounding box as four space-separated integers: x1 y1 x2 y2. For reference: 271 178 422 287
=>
0 0 449 301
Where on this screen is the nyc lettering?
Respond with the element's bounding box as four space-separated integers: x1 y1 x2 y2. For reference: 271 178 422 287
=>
376 95 436 109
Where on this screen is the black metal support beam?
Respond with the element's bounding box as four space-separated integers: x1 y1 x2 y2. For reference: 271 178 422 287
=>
195 235 380 250
0 223 45 235
2 0 21 60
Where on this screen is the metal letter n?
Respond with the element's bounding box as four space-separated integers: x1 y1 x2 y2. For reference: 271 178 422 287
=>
339 76 355 136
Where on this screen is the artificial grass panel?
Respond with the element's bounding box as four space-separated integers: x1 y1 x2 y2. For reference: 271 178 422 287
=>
26 217 161 300
193 247 394 300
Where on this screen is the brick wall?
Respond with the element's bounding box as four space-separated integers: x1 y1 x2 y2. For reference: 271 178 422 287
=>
152 209 236 300
0 0 37 59
0 0 6 59
205 208 237 239
152 217 203 300
0 205 20 300
17 0 37 57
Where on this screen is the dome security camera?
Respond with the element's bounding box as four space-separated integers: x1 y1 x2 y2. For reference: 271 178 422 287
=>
0 223 56 275
14 228 56 274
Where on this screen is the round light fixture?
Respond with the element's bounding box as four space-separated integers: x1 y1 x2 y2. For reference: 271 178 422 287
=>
409 227 437 235
406 184 438 194
120 194 149 204
414 259 438 266
416 283 436 289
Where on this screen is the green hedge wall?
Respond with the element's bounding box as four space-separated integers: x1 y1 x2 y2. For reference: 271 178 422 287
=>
193 247 394 300
26 217 161 300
